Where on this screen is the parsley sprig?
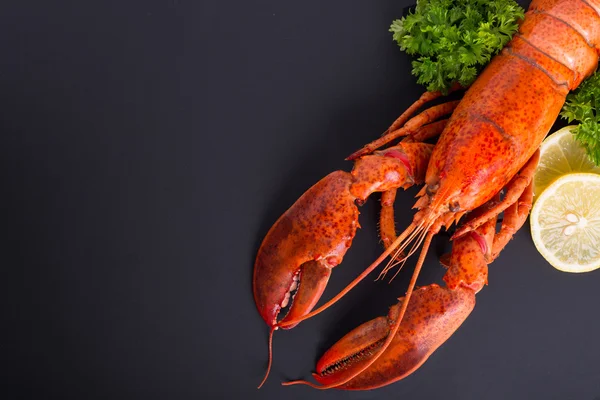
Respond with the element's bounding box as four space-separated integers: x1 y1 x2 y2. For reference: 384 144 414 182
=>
561 71 600 166
390 0 524 93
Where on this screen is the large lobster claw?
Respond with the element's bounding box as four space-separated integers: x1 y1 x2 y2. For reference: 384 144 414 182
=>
254 144 432 330
297 208 498 390
311 285 475 390
253 171 359 330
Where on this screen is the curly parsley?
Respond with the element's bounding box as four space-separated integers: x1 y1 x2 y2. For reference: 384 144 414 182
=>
561 71 600 166
390 0 524 93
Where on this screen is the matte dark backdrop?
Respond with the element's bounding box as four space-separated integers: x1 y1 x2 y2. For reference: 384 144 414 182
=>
2 0 599 399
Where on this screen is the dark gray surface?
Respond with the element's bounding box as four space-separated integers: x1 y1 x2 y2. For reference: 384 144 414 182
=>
1 0 599 399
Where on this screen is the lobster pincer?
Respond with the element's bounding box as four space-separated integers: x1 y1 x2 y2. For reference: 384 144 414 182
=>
254 142 435 326
254 141 437 386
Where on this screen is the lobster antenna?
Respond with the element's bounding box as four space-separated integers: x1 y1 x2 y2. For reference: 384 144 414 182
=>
389 225 430 283
376 222 426 281
375 255 407 282
283 229 435 389
277 220 423 329
379 209 437 281
257 326 276 389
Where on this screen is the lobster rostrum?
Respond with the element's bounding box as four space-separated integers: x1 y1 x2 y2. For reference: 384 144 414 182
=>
253 0 600 390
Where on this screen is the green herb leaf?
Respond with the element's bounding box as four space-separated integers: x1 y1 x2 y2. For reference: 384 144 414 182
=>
390 0 524 93
561 71 600 166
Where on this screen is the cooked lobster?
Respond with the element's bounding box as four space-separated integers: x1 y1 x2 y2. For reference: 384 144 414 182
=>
253 0 600 390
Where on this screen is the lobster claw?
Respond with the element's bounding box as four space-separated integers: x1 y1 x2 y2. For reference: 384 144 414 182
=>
254 144 432 331
253 171 359 329
312 285 475 390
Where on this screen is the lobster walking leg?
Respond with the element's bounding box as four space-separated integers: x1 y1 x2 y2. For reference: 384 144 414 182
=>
380 120 449 248
385 82 461 134
379 189 398 249
453 150 539 238
492 182 534 260
405 119 449 142
348 101 459 160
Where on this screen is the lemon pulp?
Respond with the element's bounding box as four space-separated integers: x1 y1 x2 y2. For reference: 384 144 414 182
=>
530 173 600 273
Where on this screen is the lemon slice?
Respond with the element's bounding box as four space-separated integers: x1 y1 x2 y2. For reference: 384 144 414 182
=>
530 173 600 273
534 125 600 200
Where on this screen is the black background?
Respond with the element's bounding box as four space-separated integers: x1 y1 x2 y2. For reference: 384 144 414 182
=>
2 0 599 399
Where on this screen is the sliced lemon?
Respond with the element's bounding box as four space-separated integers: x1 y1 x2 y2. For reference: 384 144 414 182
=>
530 173 600 273
534 125 600 201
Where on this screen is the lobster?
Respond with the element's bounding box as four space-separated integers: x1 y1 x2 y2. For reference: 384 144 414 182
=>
253 0 600 390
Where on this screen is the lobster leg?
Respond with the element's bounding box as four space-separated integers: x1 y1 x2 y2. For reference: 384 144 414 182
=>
385 82 461 134
347 101 459 160
491 182 533 260
380 119 449 249
404 119 449 142
298 186 534 390
453 149 539 238
379 189 398 249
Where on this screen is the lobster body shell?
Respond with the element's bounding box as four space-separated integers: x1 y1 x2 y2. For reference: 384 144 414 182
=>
423 0 600 218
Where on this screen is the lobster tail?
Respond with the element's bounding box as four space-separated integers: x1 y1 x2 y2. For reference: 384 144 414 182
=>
527 0 600 88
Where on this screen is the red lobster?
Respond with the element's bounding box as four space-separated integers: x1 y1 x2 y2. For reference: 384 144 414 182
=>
253 0 600 390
